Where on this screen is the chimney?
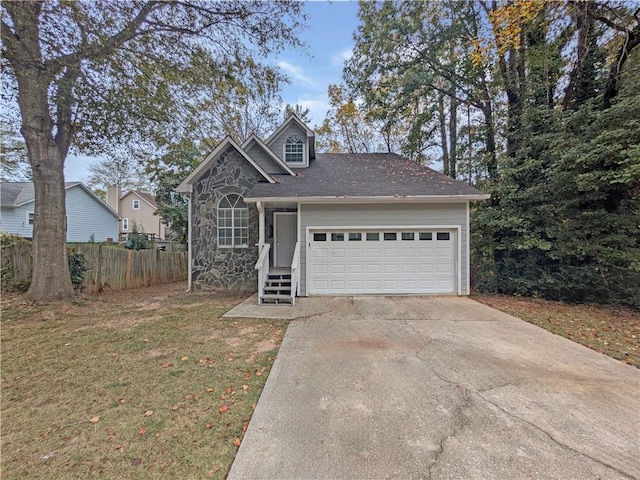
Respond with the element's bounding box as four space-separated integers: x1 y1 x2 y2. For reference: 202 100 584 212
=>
106 185 121 214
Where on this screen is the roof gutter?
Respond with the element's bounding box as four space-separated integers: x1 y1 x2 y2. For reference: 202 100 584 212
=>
244 194 491 204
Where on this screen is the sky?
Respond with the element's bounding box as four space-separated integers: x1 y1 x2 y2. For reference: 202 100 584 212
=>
64 0 361 182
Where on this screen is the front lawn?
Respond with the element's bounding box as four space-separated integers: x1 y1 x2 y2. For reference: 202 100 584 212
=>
474 295 640 367
1 283 287 479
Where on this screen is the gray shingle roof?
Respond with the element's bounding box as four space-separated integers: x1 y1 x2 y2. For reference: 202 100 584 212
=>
1 181 82 206
246 153 487 200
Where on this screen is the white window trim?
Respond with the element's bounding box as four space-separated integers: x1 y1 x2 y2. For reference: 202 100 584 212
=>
283 135 306 165
132 199 140 209
217 195 249 249
122 218 129 231
26 211 34 225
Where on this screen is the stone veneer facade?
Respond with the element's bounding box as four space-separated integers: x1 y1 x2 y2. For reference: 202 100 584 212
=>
190 147 263 292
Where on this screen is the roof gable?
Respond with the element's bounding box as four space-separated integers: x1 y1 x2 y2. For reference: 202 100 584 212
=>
1 181 120 218
176 137 275 193
266 113 316 160
242 134 296 176
121 190 158 209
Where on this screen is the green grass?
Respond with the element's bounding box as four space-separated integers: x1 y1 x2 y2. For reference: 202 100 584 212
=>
1 283 288 479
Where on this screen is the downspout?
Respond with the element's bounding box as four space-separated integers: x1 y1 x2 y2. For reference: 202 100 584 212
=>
187 193 192 292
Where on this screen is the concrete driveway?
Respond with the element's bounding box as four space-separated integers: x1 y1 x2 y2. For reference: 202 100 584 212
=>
227 296 640 480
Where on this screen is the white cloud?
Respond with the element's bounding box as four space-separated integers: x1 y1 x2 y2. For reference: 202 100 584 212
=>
280 96 330 126
277 60 317 89
331 48 353 67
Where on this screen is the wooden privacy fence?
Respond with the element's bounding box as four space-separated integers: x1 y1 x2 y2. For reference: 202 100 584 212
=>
1 243 187 294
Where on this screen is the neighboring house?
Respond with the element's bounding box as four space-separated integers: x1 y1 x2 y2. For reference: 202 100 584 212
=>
106 187 166 241
0 181 119 242
177 114 489 304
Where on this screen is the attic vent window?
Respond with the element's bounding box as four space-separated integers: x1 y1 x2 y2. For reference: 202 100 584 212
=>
285 135 304 163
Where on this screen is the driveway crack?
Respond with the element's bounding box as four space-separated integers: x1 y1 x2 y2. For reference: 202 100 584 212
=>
476 391 636 479
427 370 472 480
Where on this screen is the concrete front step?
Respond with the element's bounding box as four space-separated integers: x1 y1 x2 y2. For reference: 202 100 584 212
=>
261 293 293 305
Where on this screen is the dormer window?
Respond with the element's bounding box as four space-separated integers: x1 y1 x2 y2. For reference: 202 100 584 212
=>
284 135 304 163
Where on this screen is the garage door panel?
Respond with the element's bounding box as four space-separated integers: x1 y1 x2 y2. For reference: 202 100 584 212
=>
313 264 329 274
309 228 455 295
330 264 346 274
366 264 381 274
349 264 363 274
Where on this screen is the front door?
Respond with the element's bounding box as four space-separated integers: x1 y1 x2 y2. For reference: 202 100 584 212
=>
274 213 297 267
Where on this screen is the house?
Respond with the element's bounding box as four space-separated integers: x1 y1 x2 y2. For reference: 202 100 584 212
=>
177 114 489 304
105 187 167 241
0 181 119 242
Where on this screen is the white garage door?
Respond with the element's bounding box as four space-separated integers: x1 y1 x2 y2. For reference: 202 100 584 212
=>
308 229 456 295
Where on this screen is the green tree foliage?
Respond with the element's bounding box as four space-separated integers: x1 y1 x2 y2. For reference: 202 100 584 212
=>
1 0 305 301
85 150 152 200
348 1 640 306
284 104 313 124
471 4 640 307
345 0 497 175
145 139 203 243
0 124 30 181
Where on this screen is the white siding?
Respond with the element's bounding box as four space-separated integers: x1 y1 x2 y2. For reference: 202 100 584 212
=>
266 123 308 167
66 185 119 242
0 204 34 238
299 203 469 295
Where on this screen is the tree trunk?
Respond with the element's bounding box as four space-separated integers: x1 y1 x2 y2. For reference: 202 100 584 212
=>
448 85 457 179
482 103 497 178
17 74 74 302
438 92 449 175
25 144 74 301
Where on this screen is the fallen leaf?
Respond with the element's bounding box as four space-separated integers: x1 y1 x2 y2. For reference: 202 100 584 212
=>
242 385 249 391
181 356 189 361
242 422 248 432
218 405 228 413
225 387 232 394
206 422 212 429
232 438 241 447
132 458 142 466
244 371 251 380
255 370 262 376
107 429 116 436
144 410 153 417
221 394 226 400
114 444 124 451
162 362 171 368
90 416 100 424
171 405 179 411
206 387 214 393
185 394 193 400
139 428 147 435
